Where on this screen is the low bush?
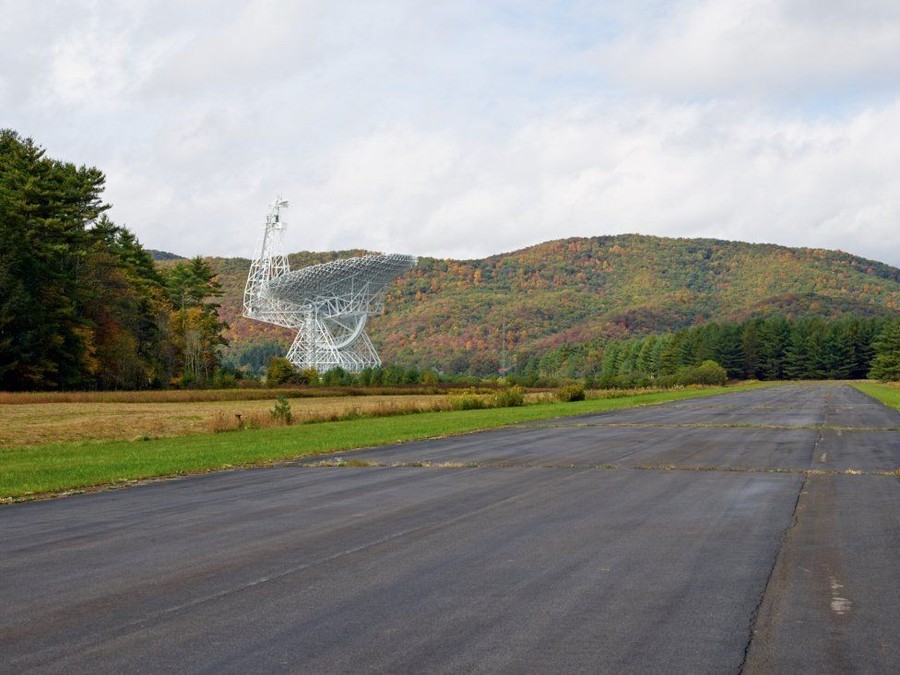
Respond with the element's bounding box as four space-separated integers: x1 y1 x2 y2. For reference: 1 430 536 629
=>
449 391 488 410
594 360 728 390
266 358 299 386
666 360 728 387
693 360 729 386
490 386 526 408
450 386 526 410
556 384 586 402
212 369 241 389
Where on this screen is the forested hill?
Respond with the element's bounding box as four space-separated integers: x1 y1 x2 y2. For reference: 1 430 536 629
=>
209 235 900 374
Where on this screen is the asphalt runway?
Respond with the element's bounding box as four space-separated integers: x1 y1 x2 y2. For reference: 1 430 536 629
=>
1 383 898 673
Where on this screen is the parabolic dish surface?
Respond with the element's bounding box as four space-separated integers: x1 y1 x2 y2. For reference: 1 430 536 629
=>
264 253 416 305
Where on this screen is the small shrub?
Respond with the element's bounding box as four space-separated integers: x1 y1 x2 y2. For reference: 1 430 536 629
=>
298 367 320 386
212 370 240 389
695 360 729 386
449 391 488 410
673 360 728 386
321 366 353 387
270 394 293 424
266 357 299 386
491 386 525 408
556 384 586 402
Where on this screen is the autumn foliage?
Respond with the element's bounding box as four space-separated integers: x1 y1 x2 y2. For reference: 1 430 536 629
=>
212 236 900 378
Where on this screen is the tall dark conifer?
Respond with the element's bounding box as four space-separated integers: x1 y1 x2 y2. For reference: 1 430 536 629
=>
0 130 107 388
0 130 194 390
869 319 900 381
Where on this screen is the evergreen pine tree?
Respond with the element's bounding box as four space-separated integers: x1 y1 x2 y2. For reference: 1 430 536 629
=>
1 130 207 390
869 319 900 381
0 130 107 389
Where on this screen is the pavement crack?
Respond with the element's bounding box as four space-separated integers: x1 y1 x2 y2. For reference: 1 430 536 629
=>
739 474 807 674
525 421 899 432
298 460 898 477
628 465 896 477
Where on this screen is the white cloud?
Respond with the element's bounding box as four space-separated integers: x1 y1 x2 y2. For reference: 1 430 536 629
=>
4 1 900 267
141 0 325 97
49 31 131 109
279 98 900 264
599 0 900 102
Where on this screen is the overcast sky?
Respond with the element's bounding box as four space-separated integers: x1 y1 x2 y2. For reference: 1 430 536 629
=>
3 0 900 266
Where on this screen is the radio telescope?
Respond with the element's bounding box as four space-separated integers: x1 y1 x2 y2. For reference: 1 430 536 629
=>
243 197 416 373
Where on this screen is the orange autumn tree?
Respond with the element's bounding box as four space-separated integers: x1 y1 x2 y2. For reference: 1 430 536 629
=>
163 257 228 386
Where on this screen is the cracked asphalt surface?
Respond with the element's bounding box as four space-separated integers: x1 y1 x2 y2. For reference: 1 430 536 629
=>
1 383 898 673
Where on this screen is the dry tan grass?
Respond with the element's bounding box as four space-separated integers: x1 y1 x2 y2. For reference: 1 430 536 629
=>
0 389 280 405
207 396 458 433
0 394 449 448
0 386 444 405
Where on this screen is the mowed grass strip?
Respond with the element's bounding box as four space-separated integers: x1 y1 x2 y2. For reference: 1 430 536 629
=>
852 381 900 411
1 384 764 501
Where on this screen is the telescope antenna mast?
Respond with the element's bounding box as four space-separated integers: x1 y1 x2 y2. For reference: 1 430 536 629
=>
243 195 290 317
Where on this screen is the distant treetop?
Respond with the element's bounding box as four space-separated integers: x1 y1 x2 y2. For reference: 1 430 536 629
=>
149 249 185 261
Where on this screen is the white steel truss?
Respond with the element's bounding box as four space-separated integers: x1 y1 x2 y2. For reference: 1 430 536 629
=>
243 197 416 373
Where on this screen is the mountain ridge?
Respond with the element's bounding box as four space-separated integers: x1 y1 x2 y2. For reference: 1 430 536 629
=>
201 234 900 374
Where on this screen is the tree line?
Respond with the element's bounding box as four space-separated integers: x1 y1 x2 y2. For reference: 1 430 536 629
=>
594 316 900 387
0 130 227 390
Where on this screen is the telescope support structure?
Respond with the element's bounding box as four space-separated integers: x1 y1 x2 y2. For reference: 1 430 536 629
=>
243 197 415 373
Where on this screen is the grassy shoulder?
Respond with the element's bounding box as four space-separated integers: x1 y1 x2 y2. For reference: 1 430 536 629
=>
1 383 768 501
851 381 900 411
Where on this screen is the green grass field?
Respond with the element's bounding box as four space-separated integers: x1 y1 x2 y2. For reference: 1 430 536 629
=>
851 381 900 411
0 385 768 501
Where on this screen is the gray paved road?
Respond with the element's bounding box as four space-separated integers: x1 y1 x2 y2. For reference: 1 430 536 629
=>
1 383 898 673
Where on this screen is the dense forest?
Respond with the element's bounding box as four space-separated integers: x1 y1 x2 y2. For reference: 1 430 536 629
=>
0 130 227 390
